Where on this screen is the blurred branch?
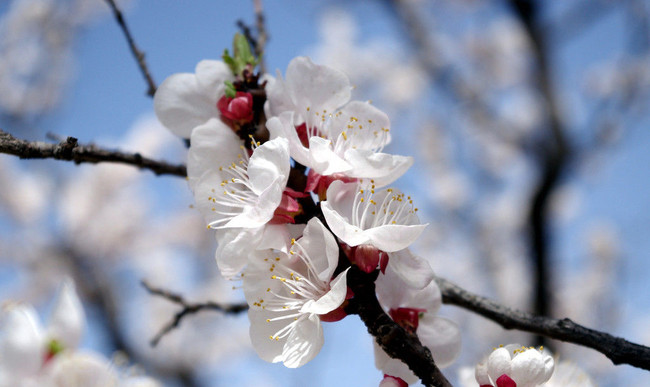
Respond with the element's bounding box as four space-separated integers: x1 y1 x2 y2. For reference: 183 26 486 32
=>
254 0 268 73
436 276 650 371
237 0 268 74
509 0 570 349
0 129 186 177
141 280 248 347
346 267 452 387
543 0 613 45
104 0 157 97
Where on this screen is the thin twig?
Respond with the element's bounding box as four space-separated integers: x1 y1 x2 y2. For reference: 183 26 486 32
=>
0 129 186 177
253 0 268 73
104 0 157 97
141 280 248 347
436 276 650 371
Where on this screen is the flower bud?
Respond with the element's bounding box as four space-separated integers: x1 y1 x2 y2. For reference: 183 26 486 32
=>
217 91 254 123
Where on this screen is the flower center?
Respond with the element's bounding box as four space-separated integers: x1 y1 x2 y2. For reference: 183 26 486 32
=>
351 182 419 230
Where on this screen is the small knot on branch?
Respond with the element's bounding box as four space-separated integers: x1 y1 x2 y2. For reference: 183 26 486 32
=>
55 137 78 160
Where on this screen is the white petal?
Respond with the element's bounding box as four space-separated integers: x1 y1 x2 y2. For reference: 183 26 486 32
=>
510 349 552 387
298 218 340 282
195 60 232 94
215 228 261 279
282 314 324 368
301 269 349 315
373 342 419 385
153 73 218 138
284 57 351 118
47 279 85 349
386 249 434 291
362 223 427 252
0 305 43 378
326 101 391 148
266 112 313 167
487 347 513 383
247 137 290 195
416 315 461 368
309 136 352 175
247 308 286 364
376 257 441 313
321 200 369 247
475 362 491 385
345 150 413 187
44 351 118 386
187 118 242 188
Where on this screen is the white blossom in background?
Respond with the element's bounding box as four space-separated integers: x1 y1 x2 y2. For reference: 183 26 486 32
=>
0 0 131 117
0 280 160 386
311 9 428 107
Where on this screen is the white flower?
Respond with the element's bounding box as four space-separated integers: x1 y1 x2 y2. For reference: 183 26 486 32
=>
188 119 291 230
243 218 349 368
544 360 594 387
266 57 412 186
0 304 43 383
46 279 85 350
43 351 118 387
321 180 426 252
154 60 233 138
475 344 554 387
374 262 461 385
265 56 351 125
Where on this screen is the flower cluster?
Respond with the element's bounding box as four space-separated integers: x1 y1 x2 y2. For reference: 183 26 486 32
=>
154 35 458 383
0 280 159 387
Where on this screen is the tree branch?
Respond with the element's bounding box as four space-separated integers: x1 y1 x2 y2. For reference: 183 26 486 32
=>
0 129 186 177
104 0 157 97
436 276 650 371
346 267 453 387
141 280 248 347
508 0 571 349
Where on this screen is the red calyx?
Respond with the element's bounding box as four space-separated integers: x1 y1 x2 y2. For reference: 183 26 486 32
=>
495 374 517 387
381 375 409 387
389 307 426 334
217 91 254 123
305 170 356 200
270 188 309 224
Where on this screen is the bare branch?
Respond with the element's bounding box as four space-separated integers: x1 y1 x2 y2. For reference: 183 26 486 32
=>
436 276 650 371
141 280 248 347
104 0 157 97
346 267 453 387
0 129 186 177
